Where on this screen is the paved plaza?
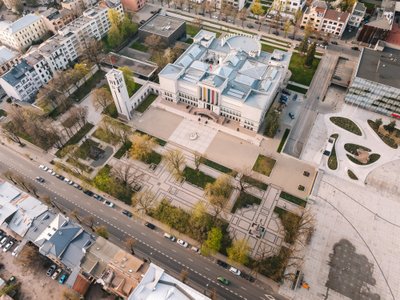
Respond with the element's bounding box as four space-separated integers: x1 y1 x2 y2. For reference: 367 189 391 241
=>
169 119 218 154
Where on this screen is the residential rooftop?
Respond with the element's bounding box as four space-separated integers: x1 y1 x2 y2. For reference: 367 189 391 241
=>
356 47 400 89
1 59 34 86
0 14 41 34
0 46 18 65
139 14 185 38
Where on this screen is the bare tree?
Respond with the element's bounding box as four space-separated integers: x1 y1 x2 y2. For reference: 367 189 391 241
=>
92 87 113 110
180 268 189 283
112 162 143 188
83 215 96 231
81 38 104 68
131 190 157 215
164 149 185 180
144 35 163 53
125 237 136 254
194 152 202 171
1 122 24 146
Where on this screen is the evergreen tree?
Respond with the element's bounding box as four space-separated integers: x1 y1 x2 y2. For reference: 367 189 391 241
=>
305 42 316 67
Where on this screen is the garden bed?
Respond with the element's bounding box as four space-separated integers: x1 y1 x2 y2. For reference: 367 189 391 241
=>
231 192 262 213
114 141 132 159
242 175 268 191
75 139 99 159
55 123 94 158
130 42 148 52
344 143 370 155
202 158 236 175
367 120 398 149
286 84 308 94
289 53 320 86
135 130 167 146
277 128 290 153
347 169 358 180
70 70 106 103
92 127 121 145
252 155 276 177
274 207 301 244
136 94 157 113
328 133 338 170
280 191 307 207
183 167 215 189
346 153 380 165
330 117 362 136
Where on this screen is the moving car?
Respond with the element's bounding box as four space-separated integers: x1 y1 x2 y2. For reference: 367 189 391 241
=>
59 274 68 284
52 268 62 280
144 222 155 230
122 210 132 218
177 239 188 248
46 265 57 277
35 177 45 183
3 240 14 252
229 266 241 276
217 276 230 285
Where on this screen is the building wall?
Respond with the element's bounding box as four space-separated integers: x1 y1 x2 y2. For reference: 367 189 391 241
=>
274 0 305 13
121 0 146 12
42 10 76 34
138 21 186 46
345 77 400 115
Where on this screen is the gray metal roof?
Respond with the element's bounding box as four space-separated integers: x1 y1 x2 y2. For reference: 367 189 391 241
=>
139 14 185 38
1 60 34 85
0 46 18 65
356 48 400 89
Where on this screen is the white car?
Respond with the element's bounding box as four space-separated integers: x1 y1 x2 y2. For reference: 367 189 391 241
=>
104 200 115 208
52 268 62 280
3 240 14 252
229 266 241 276
40 165 49 171
177 239 188 248
11 245 20 257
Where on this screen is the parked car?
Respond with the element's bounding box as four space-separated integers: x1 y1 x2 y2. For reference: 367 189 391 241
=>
122 210 132 218
3 240 14 252
163 233 176 242
0 236 9 247
229 266 241 276
57 175 65 181
39 165 48 171
73 183 82 190
93 194 103 201
46 265 57 276
52 268 62 280
144 222 155 230
35 176 45 183
104 200 115 208
246 24 254 28
59 273 68 284
216 259 229 269
351 46 360 51
331 41 338 45
11 245 20 257
240 271 255 282
177 239 188 248
217 276 230 285
83 190 94 196
139 20 146 25
191 246 200 253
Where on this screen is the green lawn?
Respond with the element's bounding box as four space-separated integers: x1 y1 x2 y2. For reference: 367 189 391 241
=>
330 117 362 136
0 109 7 117
55 123 94 158
280 191 307 207
136 94 157 113
92 127 121 145
186 24 201 36
252 155 276 177
328 133 338 170
347 169 358 180
261 43 287 53
75 139 99 159
114 141 132 159
135 130 167 146
242 175 268 191
202 158 236 175
70 70 106 103
277 128 290 153
286 84 308 94
143 151 163 165
130 41 148 52
367 120 398 149
129 83 142 98
231 192 262 213
289 53 320 86
183 167 215 189
344 143 371 155
103 102 118 118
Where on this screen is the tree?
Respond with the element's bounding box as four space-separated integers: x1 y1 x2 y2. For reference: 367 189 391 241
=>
233 169 254 192
283 20 292 38
164 149 185 180
340 0 356 12
227 239 250 266
81 38 103 67
303 20 314 37
131 190 157 214
384 120 397 133
0 283 19 297
180 268 189 283
16 244 40 269
95 226 109 239
120 13 137 39
83 215 96 231
144 34 163 53
298 36 309 54
251 0 265 18
375 118 383 129
205 0 213 17
108 8 122 27
264 108 280 137
2 121 24 146
62 289 81 300
205 174 232 200
112 162 143 189
118 66 136 96
125 237 136 254
305 42 316 67
201 227 222 255
194 152 202 171
130 133 156 162
92 87 113 110
189 201 210 242
71 210 83 224
108 25 123 49
238 8 248 27
8 0 23 14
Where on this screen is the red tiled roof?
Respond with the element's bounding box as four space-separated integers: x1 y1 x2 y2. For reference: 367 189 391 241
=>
72 274 91 296
324 10 350 22
387 23 400 45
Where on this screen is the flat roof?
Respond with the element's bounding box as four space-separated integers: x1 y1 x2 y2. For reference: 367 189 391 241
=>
102 52 158 78
356 48 400 89
0 46 18 64
139 14 185 38
8 14 41 33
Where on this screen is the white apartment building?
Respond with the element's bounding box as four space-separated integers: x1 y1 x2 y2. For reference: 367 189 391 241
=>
158 30 291 131
0 14 48 51
0 60 42 102
273 0 306 13
208 0 246 11
62 0 98 15
0 46 19 76
348 2 366 28
301 0 350 37
0 1 123 102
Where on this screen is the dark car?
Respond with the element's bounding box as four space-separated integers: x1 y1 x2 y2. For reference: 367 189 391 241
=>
351 46 360 51
93 194 104 201
46 265 57 277
122 210 133 218
35 176 45 183
83 190 94 197
246 23 254 29
240 272 256 282
57 175 65 180
331 41 338 45
144 222 155 229
216 259 229 269
139 20 146 25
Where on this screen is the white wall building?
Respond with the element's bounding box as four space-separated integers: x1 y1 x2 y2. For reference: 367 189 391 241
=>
158 30 291 132
273 0 306 13
0 46 19 76
348 2 366 28
208 0 246 11
0 14 48 51
106 69 131 119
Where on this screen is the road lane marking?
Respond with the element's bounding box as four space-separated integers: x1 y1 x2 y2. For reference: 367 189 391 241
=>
205 267 210 271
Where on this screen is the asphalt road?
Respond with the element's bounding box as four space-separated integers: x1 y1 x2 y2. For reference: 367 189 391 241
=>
0 144 282 300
